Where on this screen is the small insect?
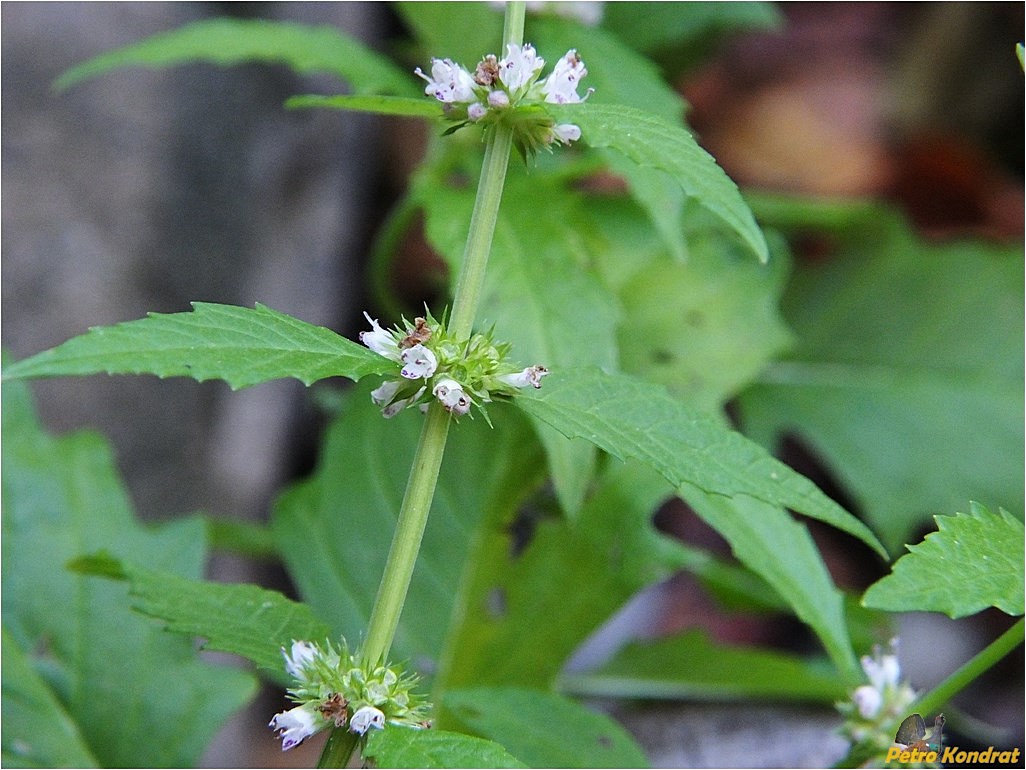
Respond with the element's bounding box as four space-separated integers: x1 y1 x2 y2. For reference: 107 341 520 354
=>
318 693 349 727
895 712 945 752
400 317 432 349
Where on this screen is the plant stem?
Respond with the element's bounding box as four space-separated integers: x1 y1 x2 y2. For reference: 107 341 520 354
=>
316 5 524 766
907 616 1024 719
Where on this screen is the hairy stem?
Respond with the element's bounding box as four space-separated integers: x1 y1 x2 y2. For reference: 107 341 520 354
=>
317 5 524 766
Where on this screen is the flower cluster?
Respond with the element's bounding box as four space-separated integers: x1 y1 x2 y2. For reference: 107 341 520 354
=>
268 639 429 751
361 310 548 420
837 640 920 761
416 43 592 157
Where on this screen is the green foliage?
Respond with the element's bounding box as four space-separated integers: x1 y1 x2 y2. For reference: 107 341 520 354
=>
560 630 845 702
1 380 256 767
550 102 770 262
516 367 885 557
862 503 1025 618
3 303 394 390
365 726 528 769
286 94 443 118
1 630 99 768
68 555 333 680
54 18 415 95
739 202 1024 552
444 687 650 769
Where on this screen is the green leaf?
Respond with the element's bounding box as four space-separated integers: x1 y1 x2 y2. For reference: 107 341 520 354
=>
286 94 444 118
1 629 99 769
601 2 782 59
1 378 256 767
677 485 857 676
444 687 649 769
560 630 845 702
616 229 793 410
69 554 333 679
55 17 415 95
738 205 1024 551
437 461 689 691
515 367 886 558
3 302 394 390
862 503 1025 618
365 725 527 769
550 102 769 263
271 384 546 670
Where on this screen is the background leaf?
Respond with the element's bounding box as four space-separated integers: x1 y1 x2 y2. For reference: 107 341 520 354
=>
444 687 649 769
365 726 527 769
515 367 885 558
738 203 1024 551
1 629 99 769
862 503 1025 618
69 555 333 680
1 379 256 767
550 102 769 262
3 302 394 390
55 17 415 95
560 630 845 702
436 461 688 691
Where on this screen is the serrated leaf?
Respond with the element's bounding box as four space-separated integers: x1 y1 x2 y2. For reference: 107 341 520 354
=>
862 503 1025 618
3 303 394 390
444 687 649 769
286 94 444 118
515 367 886 558
70 554 333 679
365 725 527 769
272 384 546 670
1 629 99 769
1 378 256 767
739 203 1024 551
55 18 415 95
560 629 844 702
550 102 769 262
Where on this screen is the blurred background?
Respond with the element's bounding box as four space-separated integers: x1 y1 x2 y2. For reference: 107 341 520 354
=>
2 2 1022 766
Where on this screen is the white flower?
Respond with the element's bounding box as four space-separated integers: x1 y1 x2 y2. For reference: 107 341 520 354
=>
282 640 318 681
269 703 327 751
552 123 582 145
541 49 589 104
468 102 488 121
852 684 883 719
498 43 545 93
360 312 400 360
415 58 477 103
499 365 550 389
399 344 438 379
371 380 401 407
349 705 386 735
433 378 471 415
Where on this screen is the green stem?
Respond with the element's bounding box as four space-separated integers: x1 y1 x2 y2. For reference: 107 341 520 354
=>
907 617 1024 719
316 5 524 766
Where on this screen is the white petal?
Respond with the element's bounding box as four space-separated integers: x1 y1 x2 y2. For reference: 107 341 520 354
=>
269 704 324 751
551 124 581 145
371 380 401 407
400 344 438 379
360 312 400 360
852 685 883 720
349 705 386 735
499 365 550 389
498 43 544 92
282 640 318 680
433 378 471 415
